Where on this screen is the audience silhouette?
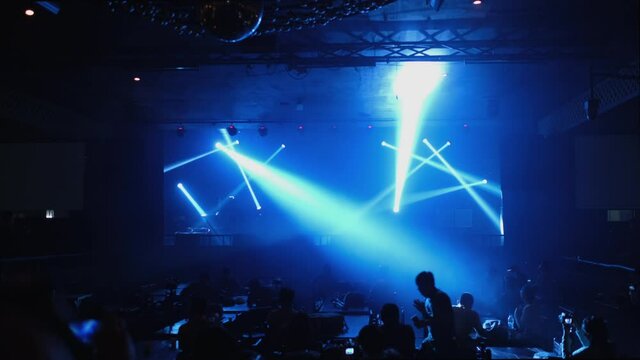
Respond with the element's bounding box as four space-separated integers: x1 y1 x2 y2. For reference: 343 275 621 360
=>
379 303 415 358
412 271 455 358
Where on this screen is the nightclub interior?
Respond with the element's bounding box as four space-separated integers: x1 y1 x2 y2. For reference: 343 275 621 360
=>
1 1 639 359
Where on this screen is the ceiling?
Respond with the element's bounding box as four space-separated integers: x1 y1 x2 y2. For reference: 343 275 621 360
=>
0 0 637 138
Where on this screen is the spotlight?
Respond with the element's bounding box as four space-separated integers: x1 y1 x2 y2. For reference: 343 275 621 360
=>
176 125 185 137
133 76 141 82
463 123 469 128
482 179 488 184
367 124 373 129
25 9 35 16
584 98 600 121
473 0 482 4
227 124 238 136
381 141 389 147
258 125 268 137
446 140 452 146
427 0 444 11
297 124 304 132
215 142 223 149
281 144 286 149
392 62 446 214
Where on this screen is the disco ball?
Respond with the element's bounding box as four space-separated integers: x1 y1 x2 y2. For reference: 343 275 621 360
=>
200 0 264 43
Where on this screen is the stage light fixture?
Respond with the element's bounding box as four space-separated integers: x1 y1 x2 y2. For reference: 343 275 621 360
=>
133 76 141 82
584 98 600 121
281 144 286 149
25 9 35 16
176 125 185 137
258 125 268 137
482 179 488 184
473 0 482 5
297 124 304 132
427 0 444 11
227 124 238 136
367 124 373 129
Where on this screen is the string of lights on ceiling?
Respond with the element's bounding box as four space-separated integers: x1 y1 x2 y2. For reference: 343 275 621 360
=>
107 0 396 42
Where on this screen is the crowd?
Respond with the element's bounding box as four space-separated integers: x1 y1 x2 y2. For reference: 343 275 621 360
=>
0 261 624 360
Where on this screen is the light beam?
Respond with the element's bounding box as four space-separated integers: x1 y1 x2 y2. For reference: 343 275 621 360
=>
177 183 207 217
163 140 239 173
382 141 502 197
212 144 286 214
215 146 451 275
401 180 487 208
422 138 501 230
393 62 446 213
359 141 450 215
216 138 261 211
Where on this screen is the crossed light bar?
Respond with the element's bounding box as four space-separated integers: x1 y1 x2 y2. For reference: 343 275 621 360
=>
213 144 286 215
216 140 261 211
220 130 263 210
164 140 239 173
357 140 450 215
381 141 502 197
402 180 487 208
422 138 501 230
177 183 207 217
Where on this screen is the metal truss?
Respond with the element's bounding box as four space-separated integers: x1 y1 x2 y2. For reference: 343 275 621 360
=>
115 17 607 67
538 64 640 136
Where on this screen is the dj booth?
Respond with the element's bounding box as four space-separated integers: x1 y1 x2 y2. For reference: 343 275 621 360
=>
173 231 234 248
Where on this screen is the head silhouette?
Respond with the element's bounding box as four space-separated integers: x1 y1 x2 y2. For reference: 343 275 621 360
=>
459 292 474 309
416 271 436 297
520 284 536 305
582 316 608 344
278 287 295 308
380 303 400 325
358 324 384 356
